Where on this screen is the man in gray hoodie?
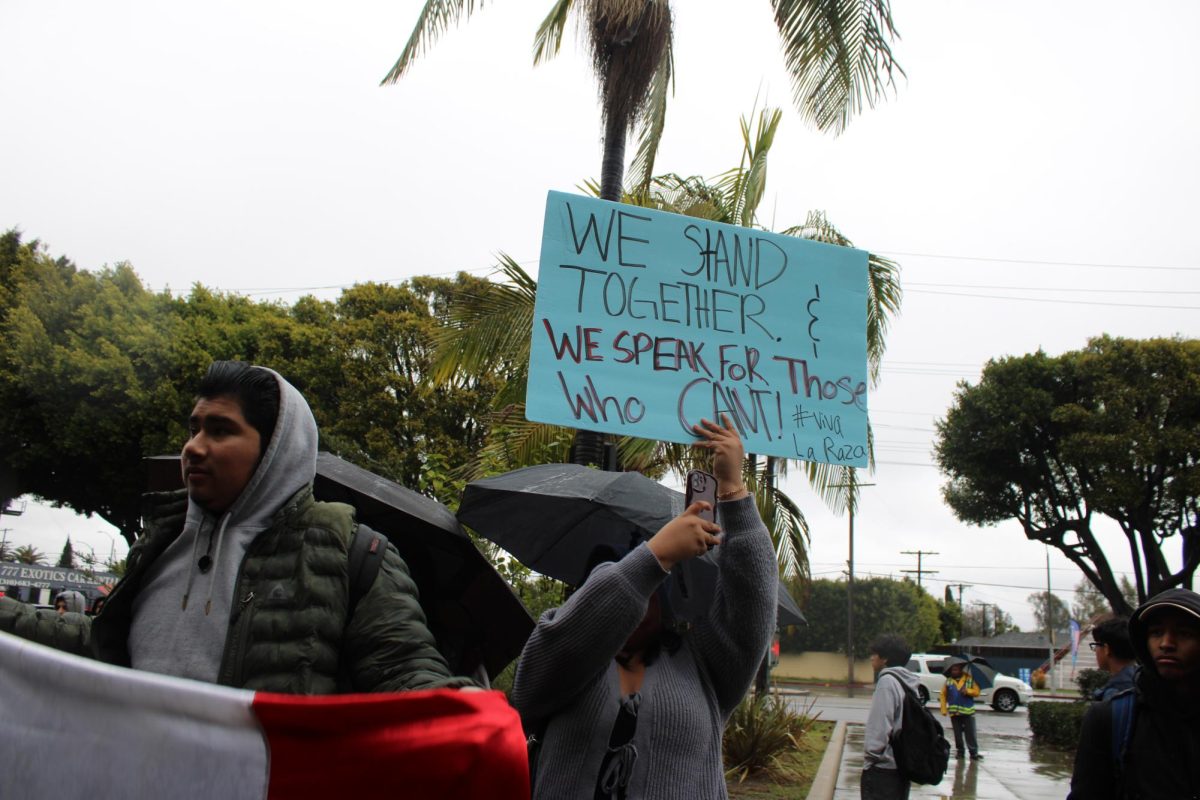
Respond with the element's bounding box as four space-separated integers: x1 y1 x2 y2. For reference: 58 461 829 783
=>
3 361 470 694
862 634 923 799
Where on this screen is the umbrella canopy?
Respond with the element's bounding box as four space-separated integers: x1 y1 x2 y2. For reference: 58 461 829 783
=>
458 463 805 626
457 464 681 587
145 454 532 681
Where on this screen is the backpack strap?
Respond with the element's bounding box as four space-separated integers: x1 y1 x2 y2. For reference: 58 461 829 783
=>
1109 689 1136 777
347 524 387 620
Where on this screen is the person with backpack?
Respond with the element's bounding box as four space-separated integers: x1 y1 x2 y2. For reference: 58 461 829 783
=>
939 657 982 760
863 634 925 799
1068 588 1200 799
0 361 473 694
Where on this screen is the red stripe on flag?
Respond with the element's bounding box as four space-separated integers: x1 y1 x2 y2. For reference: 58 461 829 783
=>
253 688 529 800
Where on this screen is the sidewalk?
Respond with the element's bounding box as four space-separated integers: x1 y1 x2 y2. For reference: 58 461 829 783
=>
820 725 1073 799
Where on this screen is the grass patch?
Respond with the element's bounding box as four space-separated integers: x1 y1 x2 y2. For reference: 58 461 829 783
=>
727 720 834 798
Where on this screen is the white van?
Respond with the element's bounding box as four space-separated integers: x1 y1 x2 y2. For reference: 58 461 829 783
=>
904 653 1033 713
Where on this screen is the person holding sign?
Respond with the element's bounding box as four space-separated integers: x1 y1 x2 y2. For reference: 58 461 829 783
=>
511 416 778 799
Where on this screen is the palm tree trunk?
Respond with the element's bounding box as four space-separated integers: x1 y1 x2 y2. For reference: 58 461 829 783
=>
599 112 627 202
572 110 629 467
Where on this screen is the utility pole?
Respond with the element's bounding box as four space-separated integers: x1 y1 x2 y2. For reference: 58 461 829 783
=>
900 550 939 589
971 601 996 637
950 583 972 641
831 475 874 697
1045 546 1056 689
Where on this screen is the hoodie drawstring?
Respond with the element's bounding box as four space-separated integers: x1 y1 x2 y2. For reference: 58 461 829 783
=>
181 514 230 614
202 514 232 616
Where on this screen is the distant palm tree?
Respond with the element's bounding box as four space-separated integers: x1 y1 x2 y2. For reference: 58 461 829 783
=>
13 544 45 565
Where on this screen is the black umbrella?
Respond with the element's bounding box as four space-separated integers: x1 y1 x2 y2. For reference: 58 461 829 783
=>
458 463 805 626
145 453 532 681
457 463 681 587
313 454 533 681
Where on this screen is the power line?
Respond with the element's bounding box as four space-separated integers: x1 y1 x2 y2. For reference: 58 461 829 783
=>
909 281 1200 296
878 250 1200 272
908 288 1200 311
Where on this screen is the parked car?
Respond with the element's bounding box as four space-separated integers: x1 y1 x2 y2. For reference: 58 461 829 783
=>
904 653 1033 713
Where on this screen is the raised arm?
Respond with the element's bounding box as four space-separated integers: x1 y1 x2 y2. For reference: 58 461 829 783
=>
687 416 778 716
510 545 668 724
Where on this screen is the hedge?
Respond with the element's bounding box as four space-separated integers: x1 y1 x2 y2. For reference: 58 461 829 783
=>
1028 700 1089 748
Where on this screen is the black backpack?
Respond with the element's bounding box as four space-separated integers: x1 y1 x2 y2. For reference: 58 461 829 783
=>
884 672 951 785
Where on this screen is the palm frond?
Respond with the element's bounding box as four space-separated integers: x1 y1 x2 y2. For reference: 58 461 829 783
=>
459 404 576 480
780 212 901 386
770 0 904 134
747 463 809 580
381 0 484 85
736 107 783 226
431 254 536 401
533 0 575 65
627 37 674 198
802 426 874 516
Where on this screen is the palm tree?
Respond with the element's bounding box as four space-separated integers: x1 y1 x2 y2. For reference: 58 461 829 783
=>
13 544 45 565
382 1 903 196
387 1 903 468
433 107 901 578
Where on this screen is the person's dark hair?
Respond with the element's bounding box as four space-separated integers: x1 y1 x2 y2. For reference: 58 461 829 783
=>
196 361 280 453
1092 616 1135 660
869 634 912 667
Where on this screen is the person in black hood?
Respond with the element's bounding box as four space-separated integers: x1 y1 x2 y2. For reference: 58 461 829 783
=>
1068 587 1200 799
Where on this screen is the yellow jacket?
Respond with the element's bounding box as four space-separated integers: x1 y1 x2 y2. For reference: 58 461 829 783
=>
940 672 980 716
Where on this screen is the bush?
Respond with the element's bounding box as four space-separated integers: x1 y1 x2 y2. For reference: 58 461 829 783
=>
1028 700 1089 747
1075 668 1110 700
1031 668 1048 690
723 693 820 783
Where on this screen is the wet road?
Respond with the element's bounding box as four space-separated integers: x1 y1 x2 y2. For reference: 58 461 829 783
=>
833 726 1073 799
784 689 1074 798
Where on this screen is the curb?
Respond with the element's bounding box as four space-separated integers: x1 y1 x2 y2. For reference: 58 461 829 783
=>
805 719 847 800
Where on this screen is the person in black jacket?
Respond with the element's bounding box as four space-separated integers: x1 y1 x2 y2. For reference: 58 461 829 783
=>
1068 588 1200 799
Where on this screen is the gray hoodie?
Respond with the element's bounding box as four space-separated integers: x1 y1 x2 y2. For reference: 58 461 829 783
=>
127 367 317 683
863 665 924 770
54 590 87 614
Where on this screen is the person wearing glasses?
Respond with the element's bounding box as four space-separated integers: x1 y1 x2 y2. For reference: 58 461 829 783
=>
1089 616 1135 700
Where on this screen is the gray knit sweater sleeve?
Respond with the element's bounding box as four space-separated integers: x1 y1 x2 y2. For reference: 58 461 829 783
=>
511 545 667 724
692 495 778 716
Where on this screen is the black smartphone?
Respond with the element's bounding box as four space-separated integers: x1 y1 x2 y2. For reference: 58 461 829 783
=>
685 469 718 523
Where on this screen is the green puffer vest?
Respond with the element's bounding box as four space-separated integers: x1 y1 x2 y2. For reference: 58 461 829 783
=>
91 486 465 694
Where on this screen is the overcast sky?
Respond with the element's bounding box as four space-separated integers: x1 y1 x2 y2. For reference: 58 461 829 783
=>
3 1 1198 631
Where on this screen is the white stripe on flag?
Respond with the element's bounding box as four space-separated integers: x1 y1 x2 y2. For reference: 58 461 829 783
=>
0 631 268 799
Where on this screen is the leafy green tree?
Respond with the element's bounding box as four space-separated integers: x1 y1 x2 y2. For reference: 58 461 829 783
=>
936 336 1200 616
13 544 44 565
0 231 503 539
56 537 76 569
383 1 903 196
0 233 192 541
779 577 941 654
1028 591 1071 631
938 596 963 643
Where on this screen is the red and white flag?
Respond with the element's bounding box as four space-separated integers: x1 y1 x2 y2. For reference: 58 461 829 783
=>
0 632 529 799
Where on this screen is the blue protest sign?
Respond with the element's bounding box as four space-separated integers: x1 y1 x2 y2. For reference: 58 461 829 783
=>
526 191 869 466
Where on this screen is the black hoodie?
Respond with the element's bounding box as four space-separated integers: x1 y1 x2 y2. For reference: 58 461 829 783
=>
1069 588 1200 799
